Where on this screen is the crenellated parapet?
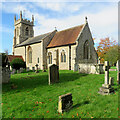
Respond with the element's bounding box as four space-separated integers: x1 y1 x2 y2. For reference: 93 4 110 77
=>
14 11 34 26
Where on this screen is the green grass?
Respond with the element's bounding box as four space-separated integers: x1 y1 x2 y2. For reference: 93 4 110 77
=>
2 70 118 118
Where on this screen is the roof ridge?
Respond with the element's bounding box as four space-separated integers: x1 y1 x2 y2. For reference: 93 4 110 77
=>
57 24 85 33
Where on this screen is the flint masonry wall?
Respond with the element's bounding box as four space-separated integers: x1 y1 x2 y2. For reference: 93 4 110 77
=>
75 23 98 73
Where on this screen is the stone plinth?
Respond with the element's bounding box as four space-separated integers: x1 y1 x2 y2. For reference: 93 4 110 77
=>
98 84 114 95
58 93 73 113
98 61 114 95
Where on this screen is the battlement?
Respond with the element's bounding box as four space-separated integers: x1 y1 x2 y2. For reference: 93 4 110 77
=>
14 11 34 26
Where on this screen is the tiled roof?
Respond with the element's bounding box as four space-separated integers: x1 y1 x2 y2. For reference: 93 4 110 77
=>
15 31 54 47
7 55 24 62
47 24 85 48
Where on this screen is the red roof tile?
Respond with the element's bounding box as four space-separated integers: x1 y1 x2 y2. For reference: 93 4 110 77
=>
47 24 85 48
7 55 24 62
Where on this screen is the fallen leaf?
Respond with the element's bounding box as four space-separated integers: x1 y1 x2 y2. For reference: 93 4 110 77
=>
1 103 3 106
49 99 52 101
91 117 93 118
117 108 119 111
72 115 74 118
47 111 49 113
77 113 78 116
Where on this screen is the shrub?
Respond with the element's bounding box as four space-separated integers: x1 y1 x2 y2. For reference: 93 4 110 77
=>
10 58 26 70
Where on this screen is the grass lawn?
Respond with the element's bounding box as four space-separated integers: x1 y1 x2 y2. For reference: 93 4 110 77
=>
2 70 118 118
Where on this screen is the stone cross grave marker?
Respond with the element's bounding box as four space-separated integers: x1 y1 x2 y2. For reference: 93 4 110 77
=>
98 61 114 95
117 60 120 84
48 64 59 85
104 61 110 85
58 93 73 113
35 64 39 73
32 67 35 72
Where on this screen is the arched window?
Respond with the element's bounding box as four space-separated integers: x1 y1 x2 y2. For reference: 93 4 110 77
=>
25 27 29 36
28 46 32 63
84 40 89 59
61 50 66 62
48 52 52 64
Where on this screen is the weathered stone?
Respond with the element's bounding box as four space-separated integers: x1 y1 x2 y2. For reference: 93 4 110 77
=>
109 77 114 86
35 64 39 73
74 63 79 72
98 61 114 95
48 64 59 85
104 61 109 85
58 93 73 113
2 67 11 84
26 67 29 72
11 69 16 74
98 57 101 64
95 64 104 74
32 67 35 72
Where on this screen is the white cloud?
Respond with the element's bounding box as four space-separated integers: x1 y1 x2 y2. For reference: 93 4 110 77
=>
1 2 118 46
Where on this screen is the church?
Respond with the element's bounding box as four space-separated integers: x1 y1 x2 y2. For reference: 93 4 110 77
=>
13 11 98 73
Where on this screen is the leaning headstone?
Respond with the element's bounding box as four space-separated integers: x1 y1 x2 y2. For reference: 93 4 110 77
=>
117 60 120 84
35 64 39 73
58 93 73 113
48 64 59 85
109 77 114 86
98 61 114 95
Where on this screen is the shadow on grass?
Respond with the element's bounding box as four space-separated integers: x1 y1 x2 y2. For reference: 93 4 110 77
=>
2 71 88 93
72 100 90 109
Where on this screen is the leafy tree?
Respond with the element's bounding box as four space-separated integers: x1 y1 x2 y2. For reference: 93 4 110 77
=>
10 58 26 70
104 45 120 66
97 37 117 63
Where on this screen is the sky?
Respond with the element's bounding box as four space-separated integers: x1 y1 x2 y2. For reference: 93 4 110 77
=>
0 0 118 54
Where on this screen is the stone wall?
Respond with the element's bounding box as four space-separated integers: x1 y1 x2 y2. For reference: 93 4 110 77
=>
47 46 70 70
75 23 98 73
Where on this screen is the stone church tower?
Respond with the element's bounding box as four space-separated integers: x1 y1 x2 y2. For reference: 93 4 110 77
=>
13 11 34 54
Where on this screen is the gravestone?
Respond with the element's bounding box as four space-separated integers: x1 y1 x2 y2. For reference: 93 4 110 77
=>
42 64 46 72
74 63 79 72
32 67 35 71
98 61 114 95
95 64 104 74
26 67 29 72
11 69 16 74
48 64 59 85
35 64 39 73
109 77 114 86
98 57 101 64
117 60 120 84
58 93 73 113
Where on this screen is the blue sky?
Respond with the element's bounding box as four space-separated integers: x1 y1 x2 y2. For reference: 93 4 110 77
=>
0 1 118 54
